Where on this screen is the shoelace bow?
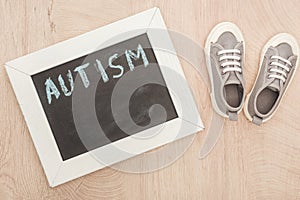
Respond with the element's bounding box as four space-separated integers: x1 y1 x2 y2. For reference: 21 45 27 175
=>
217 49 242 74
268 55 292 83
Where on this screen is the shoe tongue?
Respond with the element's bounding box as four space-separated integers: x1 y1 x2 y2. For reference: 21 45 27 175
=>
267 79 281 92
225 72 240 85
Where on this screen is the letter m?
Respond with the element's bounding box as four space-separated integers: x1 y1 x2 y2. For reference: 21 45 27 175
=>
125 44 149 71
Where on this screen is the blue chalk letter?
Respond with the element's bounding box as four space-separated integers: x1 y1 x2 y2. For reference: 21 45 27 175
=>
45 78 60 104
58 70 74 96
125 44 149 71
109 54 124 78
95 59 109 83
74 63 90 88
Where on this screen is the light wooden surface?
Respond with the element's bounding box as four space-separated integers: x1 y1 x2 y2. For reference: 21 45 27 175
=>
1 0 300 199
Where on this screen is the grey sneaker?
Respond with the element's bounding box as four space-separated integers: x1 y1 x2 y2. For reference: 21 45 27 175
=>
244 33 299 125
205 22 245 121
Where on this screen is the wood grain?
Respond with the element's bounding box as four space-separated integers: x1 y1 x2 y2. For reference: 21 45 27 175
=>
1 0 300 199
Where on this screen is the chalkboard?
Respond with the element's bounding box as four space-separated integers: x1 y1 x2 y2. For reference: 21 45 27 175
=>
6 8 203 187
31 34 178 161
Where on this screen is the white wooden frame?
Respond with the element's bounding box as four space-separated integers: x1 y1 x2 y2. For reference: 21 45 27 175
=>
5 7 204 187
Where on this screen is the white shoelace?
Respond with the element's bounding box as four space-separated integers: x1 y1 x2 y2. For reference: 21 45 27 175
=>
217 49 242 74
268 55 292 83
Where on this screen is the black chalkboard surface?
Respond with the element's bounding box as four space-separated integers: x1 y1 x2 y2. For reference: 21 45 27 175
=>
32 34 178 161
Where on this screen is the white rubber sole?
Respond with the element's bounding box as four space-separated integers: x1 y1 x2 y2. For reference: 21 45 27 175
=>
244 33 300 123
205 22 245 118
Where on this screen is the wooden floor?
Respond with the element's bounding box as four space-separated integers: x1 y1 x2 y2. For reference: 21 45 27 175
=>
1 0 300 199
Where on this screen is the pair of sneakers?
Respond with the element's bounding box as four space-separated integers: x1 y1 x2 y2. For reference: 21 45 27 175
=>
205 22 299 125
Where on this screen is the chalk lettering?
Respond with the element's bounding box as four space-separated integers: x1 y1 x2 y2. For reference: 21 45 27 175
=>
74 63 90 88
58 70 74 96
109 53 124 78
125 44 149 71
95 59 109 83
45 78 60 104
45 44 150 104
